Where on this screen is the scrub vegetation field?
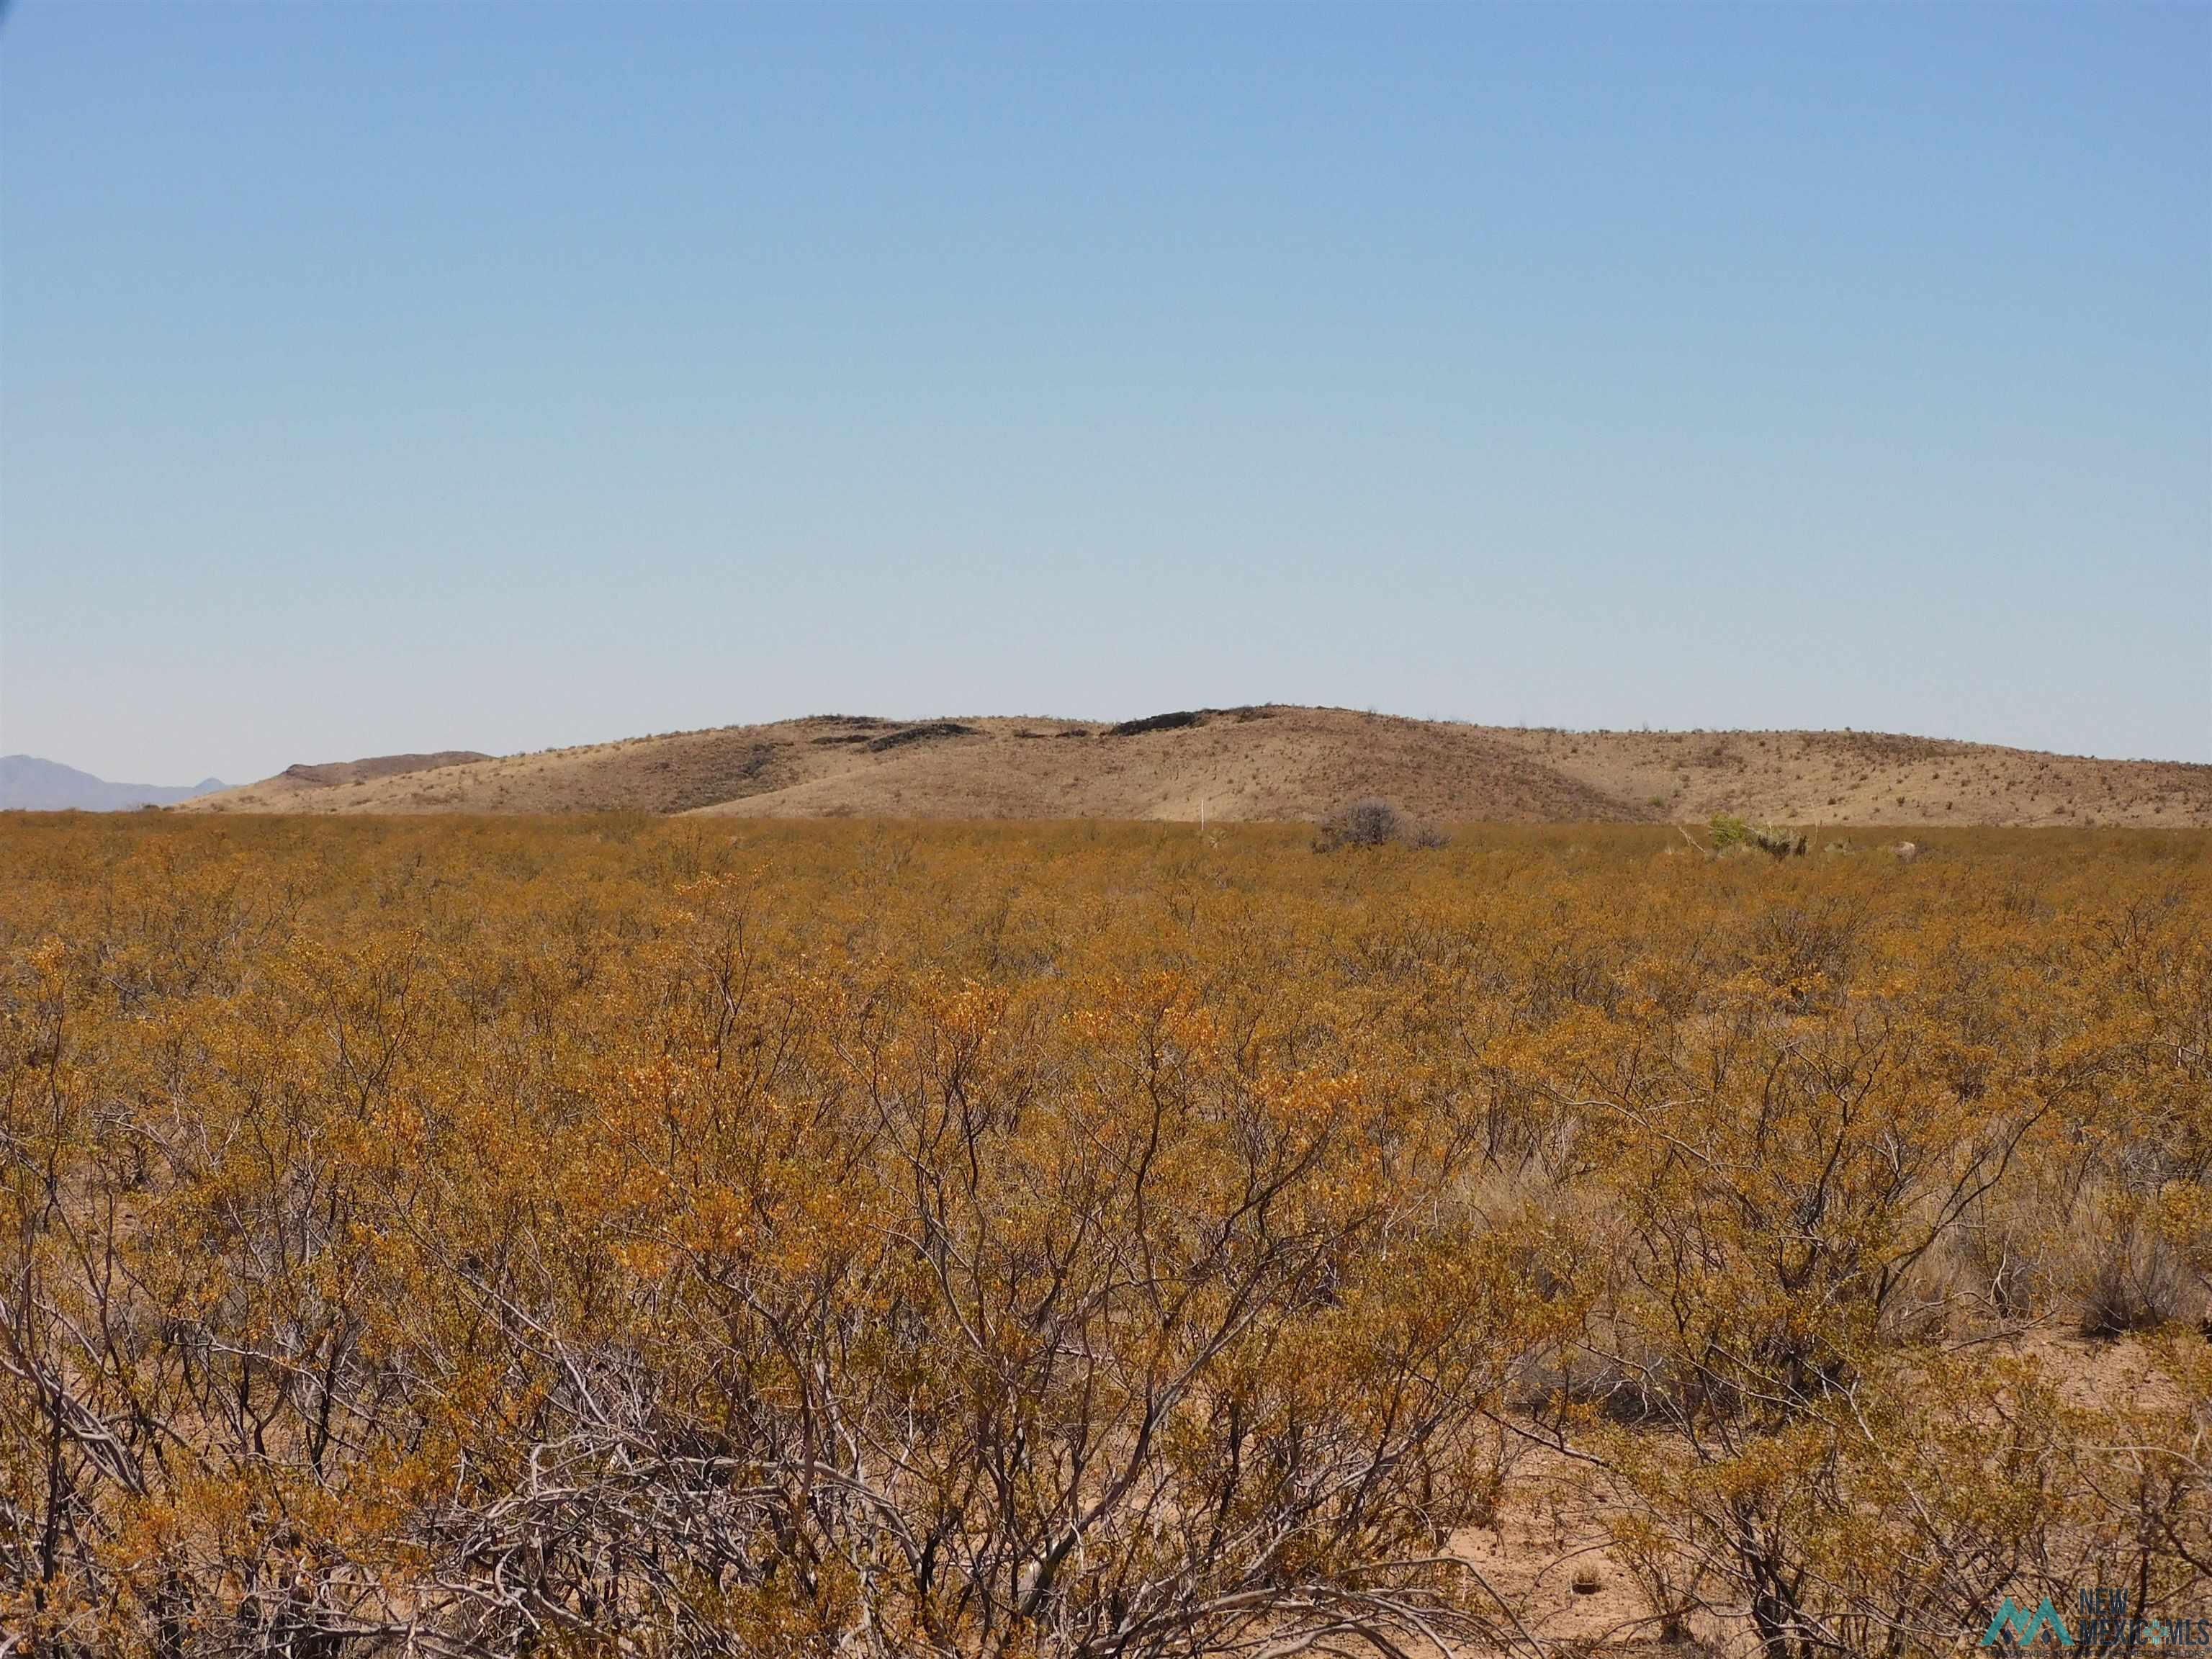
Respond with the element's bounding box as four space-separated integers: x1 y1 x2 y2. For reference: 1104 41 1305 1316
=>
2 814 2207 1657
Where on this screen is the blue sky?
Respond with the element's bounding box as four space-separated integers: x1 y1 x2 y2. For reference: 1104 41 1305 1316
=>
3 2 2206 783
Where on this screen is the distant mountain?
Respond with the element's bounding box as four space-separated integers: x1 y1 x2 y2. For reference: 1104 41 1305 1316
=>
1 756 228 811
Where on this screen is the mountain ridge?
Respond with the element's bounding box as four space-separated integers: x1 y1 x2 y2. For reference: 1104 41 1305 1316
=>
170 709 2212 827
1 755 227 812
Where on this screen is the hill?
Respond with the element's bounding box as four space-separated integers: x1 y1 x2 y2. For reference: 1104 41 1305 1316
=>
172 709 2212 827
179 751 493 812
1 755 227 811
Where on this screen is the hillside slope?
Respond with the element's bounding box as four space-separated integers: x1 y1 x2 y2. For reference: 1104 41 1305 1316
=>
174 708 2212 827
184 751 492 813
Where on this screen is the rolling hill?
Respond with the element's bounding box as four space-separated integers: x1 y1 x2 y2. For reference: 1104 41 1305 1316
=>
171 708 2212 827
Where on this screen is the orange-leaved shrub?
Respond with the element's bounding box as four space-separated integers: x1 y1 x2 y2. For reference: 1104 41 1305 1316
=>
0 816 2205 1655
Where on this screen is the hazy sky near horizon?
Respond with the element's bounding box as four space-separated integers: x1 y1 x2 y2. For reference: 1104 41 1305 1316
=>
3 3 2207 784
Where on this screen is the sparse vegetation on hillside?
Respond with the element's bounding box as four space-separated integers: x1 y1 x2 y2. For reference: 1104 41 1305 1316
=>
173 709 2212 827
2 817 2206 1655
1109 709 1210 736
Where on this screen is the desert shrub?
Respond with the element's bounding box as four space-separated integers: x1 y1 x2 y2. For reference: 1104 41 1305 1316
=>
1746 823 1807 858
1318 796 1406 848
1946 1200 2060 1323
2074 1210 2195 1336
1609 1512 1707 1646
867 719 979 751
0 816 2206 1656
1312 796 1443 850
1108 709 1207 735
1707 812 1803 858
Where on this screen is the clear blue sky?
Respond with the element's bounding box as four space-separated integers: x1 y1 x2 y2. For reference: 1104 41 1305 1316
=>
3 2 2206 783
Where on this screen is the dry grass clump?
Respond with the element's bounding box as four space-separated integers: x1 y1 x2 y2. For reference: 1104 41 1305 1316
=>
2071 1206 2200 1337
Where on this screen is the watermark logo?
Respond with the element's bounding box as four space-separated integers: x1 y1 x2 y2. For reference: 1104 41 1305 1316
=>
1982 1596 2072 1647
1980 1589 2212 1650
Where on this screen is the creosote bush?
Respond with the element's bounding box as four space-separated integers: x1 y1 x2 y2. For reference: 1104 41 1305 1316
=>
0 816 2206 1658
1313 796 1446 850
